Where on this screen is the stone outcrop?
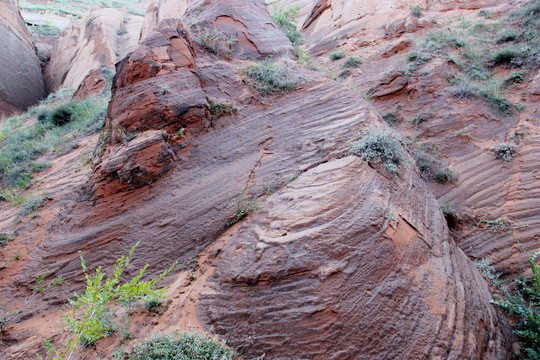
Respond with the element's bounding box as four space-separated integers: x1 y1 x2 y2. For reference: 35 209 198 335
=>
0 0 45 116
44 9 123 94
0 0 522 358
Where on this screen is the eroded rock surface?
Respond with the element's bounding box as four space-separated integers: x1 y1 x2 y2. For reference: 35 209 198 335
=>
0 0 45 116
44 9 123 93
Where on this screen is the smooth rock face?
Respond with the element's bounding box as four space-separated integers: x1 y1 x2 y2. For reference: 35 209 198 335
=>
0 0 45 116
44 8 123 93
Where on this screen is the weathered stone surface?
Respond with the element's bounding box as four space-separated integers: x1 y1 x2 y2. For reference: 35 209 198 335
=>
0 0 45 116
142 0 293 59
44 9 123 93
185 0 294 59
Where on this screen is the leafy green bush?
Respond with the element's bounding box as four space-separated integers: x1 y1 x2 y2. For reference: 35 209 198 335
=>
242 60 297 95
343 56 362 68
57 242 177 359
328 49 346 61
271 2 303 45
130 330 238 360
350 128 406 174
492 250 540 359
493 142 517 161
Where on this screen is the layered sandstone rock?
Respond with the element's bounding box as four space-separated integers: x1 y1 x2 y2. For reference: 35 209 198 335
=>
0 0 45 116
44 9 123 93
0 0 518 358
8 2 512 358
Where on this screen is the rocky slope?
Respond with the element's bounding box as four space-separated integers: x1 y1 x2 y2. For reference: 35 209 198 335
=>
294 0 540 278
0 0 518 359
0 0 45 117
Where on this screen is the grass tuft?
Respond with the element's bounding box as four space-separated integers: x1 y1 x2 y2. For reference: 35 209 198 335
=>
350 128 406 175
242 60 297 95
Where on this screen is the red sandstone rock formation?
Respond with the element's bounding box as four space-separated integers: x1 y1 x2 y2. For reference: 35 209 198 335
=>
0 0 45 116
0 0 527 359
44 9 124 94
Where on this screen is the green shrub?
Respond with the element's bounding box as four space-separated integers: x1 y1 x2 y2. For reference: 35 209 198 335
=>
328 48 346 61
207 98 238 119
59 242 177 359
480 87 513 114
504 69 527 86
130 330 238 360
227 191 260 226
193 25 237 58
477 9 493 18
493 142 517 161
18 193 51 216
271 2 303 45
0 95 107 191
382 111 402 126
493 47 518 65
0 233 13 248
242 60 297 95
411 113 433 128
492 250 540 359
117 28 127 36
498 28 519 43
350 128 406 174
411 5 424 17
434 167 459 184
343 56 362 68
477 217 510 232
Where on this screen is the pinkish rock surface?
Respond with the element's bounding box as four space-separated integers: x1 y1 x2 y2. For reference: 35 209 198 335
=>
0 0 45 116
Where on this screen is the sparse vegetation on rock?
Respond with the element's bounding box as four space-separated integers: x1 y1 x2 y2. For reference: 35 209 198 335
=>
493 142 517 161
271 1 303 45
242 60 297 95
350 128 406 174
129 330 238 360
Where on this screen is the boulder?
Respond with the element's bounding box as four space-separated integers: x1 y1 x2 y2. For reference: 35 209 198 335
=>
0 0 45 116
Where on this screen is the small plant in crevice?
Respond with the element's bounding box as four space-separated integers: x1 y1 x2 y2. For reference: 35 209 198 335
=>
192 25 237 58
207 98 238 119
343 56 362 68
227 191 260 226
18 193 52 217
381 110 403 126
242 60 297 95
411 5 424 17
328 48 346 61
350 128 406 175
440 201 461 229
271 1 303 45
183 255 199 281
0 233 14 248
129 329 239 360
477 217 511 232
433 167 459 184
493 142 517 161
1 273 63 334
411 113 433 129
